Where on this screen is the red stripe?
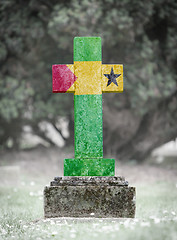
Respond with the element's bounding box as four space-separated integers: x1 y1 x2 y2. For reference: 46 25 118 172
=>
52 65 76 93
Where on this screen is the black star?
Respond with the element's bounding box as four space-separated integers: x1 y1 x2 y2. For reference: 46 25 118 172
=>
104 67 121 87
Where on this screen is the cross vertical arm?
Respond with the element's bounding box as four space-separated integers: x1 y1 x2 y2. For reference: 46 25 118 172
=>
52 37 123 176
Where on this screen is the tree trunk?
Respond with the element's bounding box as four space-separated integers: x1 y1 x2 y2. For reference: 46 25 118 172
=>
103 90 177 161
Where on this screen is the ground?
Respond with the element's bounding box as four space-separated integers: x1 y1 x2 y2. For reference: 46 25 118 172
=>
0 147 177 240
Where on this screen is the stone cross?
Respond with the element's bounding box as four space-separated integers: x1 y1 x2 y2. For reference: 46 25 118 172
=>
52 37 123 176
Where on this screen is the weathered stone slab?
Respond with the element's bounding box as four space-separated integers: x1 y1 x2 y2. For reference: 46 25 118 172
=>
51 176 128 186
44 176 136 218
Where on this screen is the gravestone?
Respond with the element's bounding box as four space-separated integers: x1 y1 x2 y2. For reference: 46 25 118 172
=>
44 37 136 218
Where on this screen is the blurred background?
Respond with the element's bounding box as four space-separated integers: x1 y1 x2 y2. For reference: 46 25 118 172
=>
0 0 177 163
1 2 177 238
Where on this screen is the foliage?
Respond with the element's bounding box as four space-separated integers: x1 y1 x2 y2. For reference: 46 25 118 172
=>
0 0 176 159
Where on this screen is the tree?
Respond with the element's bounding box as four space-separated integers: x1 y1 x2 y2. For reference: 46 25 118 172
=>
0 0 176 161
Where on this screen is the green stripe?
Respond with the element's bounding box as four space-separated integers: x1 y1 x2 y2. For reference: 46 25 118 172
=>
74 37 102 61
74 94 103 158
64 158 115 176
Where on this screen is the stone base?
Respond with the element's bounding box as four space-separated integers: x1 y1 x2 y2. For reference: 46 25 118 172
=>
44 177 136 218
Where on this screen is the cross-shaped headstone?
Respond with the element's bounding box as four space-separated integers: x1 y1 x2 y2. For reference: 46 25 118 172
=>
52 37 123 176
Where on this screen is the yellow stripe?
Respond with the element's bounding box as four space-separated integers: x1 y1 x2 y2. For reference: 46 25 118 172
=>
66 64 75 93
66 63 123 94
102 64 123 93
74 61 102 95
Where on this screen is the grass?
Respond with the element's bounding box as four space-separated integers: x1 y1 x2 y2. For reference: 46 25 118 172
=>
0 180 177 240
0 147 177 239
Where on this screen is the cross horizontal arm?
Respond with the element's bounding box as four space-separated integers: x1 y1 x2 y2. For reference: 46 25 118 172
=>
52 64 123 94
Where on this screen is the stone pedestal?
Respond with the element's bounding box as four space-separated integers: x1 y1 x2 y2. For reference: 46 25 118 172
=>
44 176 136 218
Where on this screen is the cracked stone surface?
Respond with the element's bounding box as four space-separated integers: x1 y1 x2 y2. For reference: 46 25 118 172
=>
51 176 128 186
44 176 136 218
